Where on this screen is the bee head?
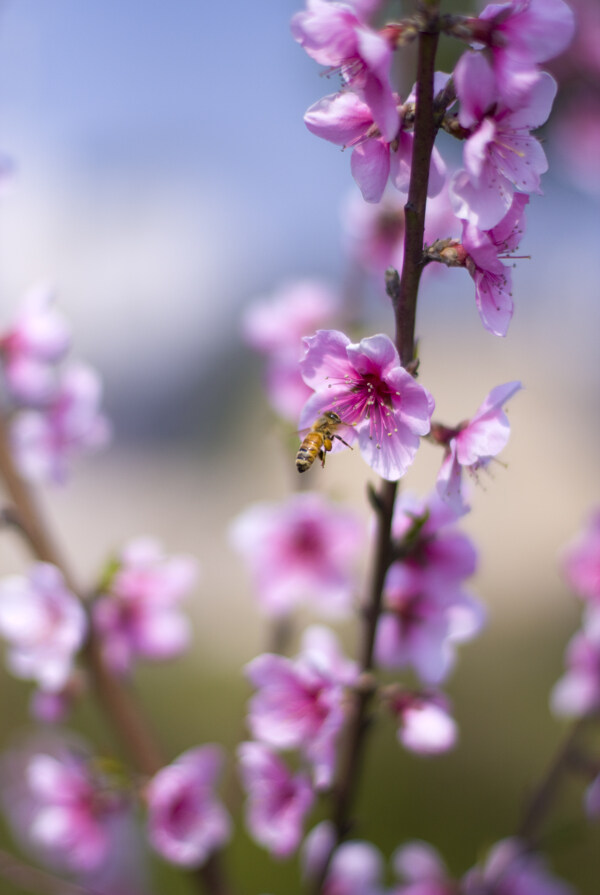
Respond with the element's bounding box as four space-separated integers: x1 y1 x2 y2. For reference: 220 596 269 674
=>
324 411 342 424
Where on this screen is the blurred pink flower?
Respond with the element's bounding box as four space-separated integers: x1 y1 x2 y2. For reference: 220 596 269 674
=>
462 837 575 895
302 821 385 895
476 0 575 107
435 381 522 514
562 509 600 604
388 691 458 756
242 279 339 422
342 185 456 278
550 607 600 718
146 745 231 868
0 562 86 692
391 839 454 894
450 52 555 230
11 361 111 484
291 0 398 140
245 626 359 789
2 735 148 892
92 537 197 675
299 329 434 481
374 562 485 685
238 742 314 858
0 285 70 406
24 750 124 873
391 492 478 589
230 492 363 618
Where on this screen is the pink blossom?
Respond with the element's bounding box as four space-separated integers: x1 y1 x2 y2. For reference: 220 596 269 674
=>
291 0 398 141
146 745 231 868
11 361 111 484
24 750 124 872
1 736 147 890
450 52 556 230
245 626 359 789
391 492 478 589
476 0 575 107
302 822 385 895
462 837 575 895
388 690 458 756
238 742 314 858
0 562 86 692
92 537 197 675
242 279 339 421
305 91 445 204
460 192 529 336
562 509 600 604
550 607 600 718
391 840 454 894
0 285 70 406
299 330 434 481
342 185 456 279
374 562 485 684
434 381 522 514
230 493 363 618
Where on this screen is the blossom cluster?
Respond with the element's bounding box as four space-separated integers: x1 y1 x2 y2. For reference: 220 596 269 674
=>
1 738 231 879
376 492 483 753
0 285 110 483
292 0 574 337
240 626 359 855
0 537 197 720
242 279 340 422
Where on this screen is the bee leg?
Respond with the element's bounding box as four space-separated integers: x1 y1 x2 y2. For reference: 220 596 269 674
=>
319 446 326 468
334 434 353 450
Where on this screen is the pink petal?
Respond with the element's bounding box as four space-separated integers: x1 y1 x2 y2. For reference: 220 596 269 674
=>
350 139 390 203
304 92 374 146
456 52 497 129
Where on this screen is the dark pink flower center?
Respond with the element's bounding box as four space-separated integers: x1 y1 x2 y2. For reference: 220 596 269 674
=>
388 592 428 633
291 520 322 557
167 789 201 837
329 370 399 447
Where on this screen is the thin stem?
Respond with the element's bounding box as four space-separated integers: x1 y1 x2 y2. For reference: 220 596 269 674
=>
307 7 441 893
0 418 74 584
394 1 440 366
330 478 397 833
518 718 589 847
0 414 232 895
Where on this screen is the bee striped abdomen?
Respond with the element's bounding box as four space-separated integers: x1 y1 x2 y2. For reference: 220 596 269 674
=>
296 433 324 473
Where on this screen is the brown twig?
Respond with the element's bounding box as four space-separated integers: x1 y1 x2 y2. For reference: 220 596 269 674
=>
306 6 441 893
393 3 440 367
518 718 590 848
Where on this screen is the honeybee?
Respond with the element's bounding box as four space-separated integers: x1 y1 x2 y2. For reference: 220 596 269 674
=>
296 410 352 473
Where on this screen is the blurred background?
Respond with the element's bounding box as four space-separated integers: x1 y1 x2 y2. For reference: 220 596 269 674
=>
0 0 598 892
